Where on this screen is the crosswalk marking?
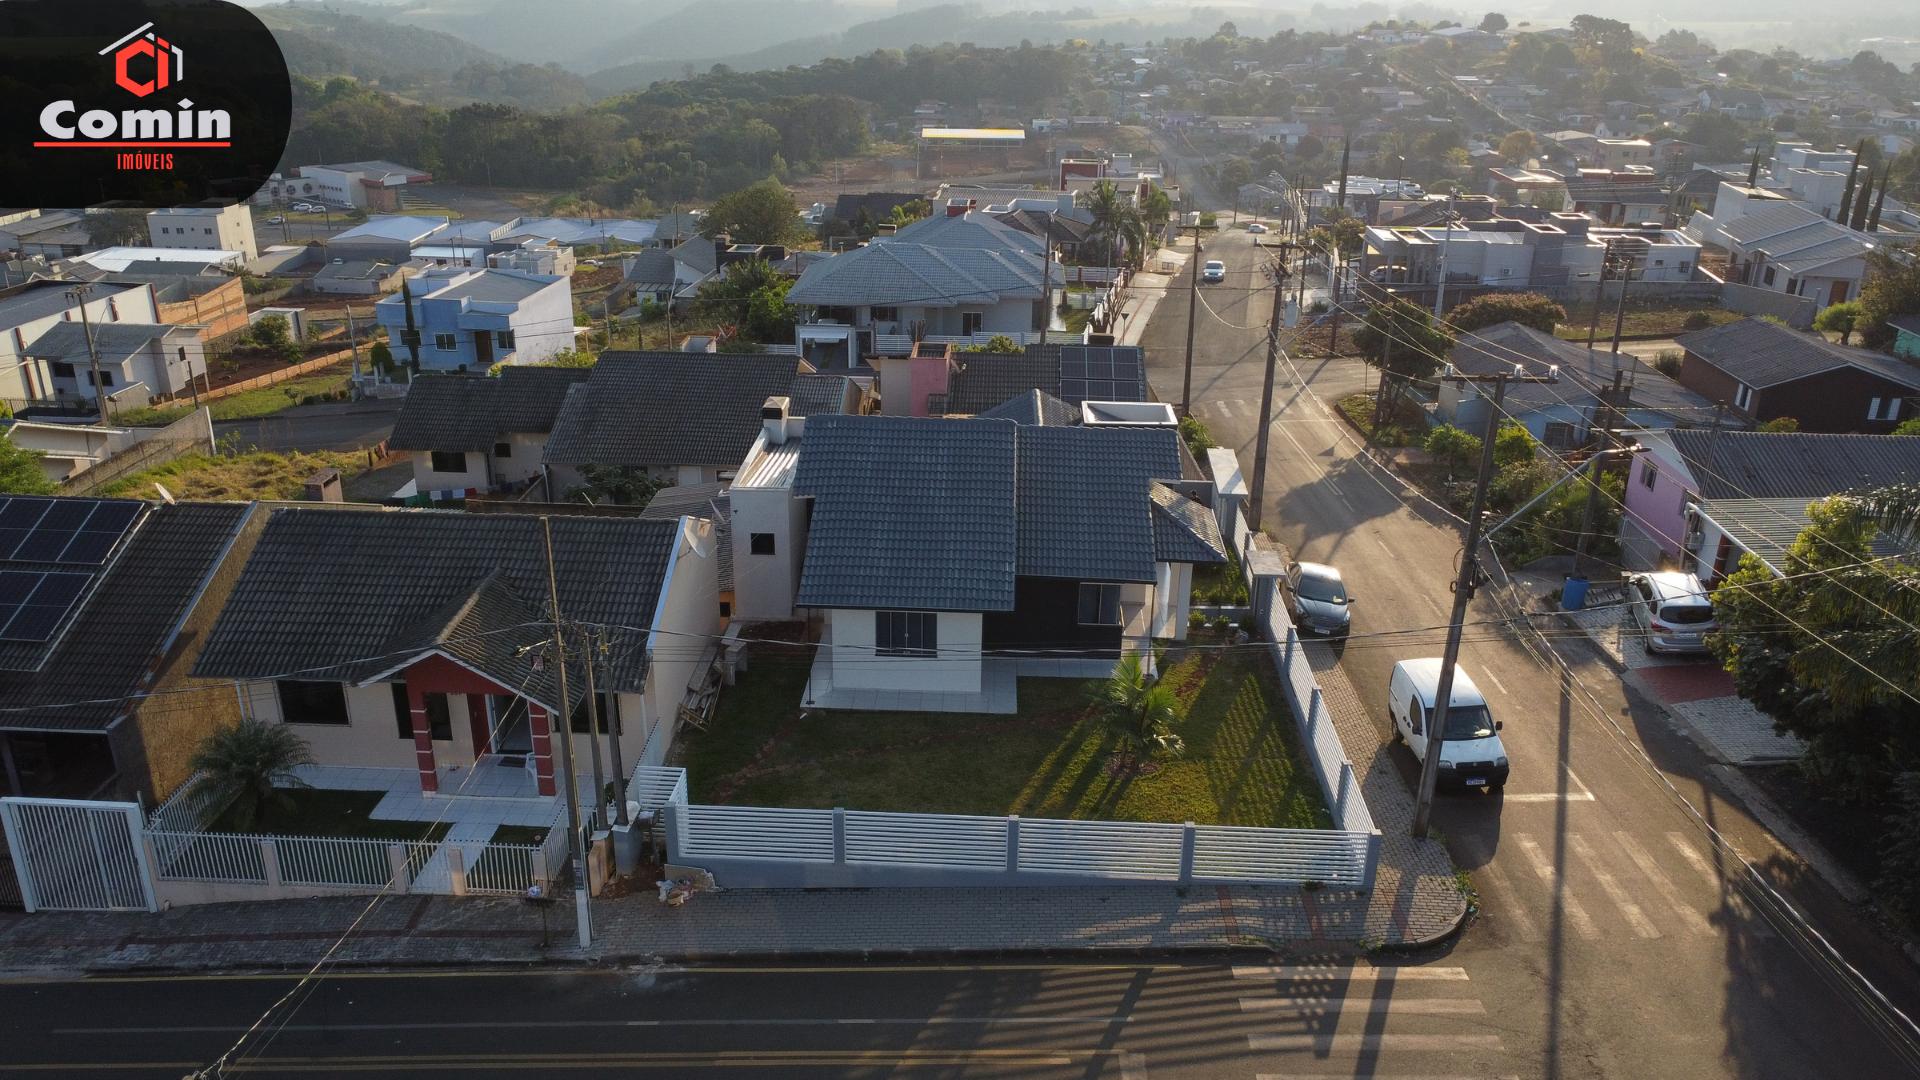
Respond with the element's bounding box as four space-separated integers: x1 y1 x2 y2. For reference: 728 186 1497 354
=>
1665 832 1776 938
1514 836 1601 939
1611 831 1713 936
1470 858 1542 942
1238 997 1486 1015
1249 1034 1505 1052
1569 834 1661 938
1232 966 1469 981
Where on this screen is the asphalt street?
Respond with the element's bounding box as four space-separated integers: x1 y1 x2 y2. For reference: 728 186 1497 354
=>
0 960 1624 1078
1140 223 1920 1080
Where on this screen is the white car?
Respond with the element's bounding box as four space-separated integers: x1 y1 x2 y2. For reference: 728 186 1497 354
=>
1389 659 1510 793
1200 260 1226 283
1247 222 1269 234
265 215 284 224
1625 571 1717 654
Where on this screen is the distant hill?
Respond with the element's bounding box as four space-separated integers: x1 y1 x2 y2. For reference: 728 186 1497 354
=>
254 2 593 109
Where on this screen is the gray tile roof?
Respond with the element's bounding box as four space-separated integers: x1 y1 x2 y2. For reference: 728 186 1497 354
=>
790 415 1202 612
623 250 676 287
976 389 1079 426
542 352 813 468
0 502 251 731
786 213 1049 308
640 482 732 592
388 367 591 452
1675 318 1920 392
1660 430 1920 500
193 508 682 701
422 268 563 303
1698 496 1918 574
793 415 1019 612
785 374 856 417
829 192 930 225
1449 321 1714 416
22 321 181 362
1150 484 1229 565
935 350 1062 414
1015 425 1182 583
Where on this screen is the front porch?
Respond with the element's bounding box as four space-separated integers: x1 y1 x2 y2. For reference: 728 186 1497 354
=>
290 762 593 830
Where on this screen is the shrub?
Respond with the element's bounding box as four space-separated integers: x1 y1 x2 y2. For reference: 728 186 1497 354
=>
1424 423 1482 471
1653 349 1683 378
1759 416 1800 433
1179 414 1215 459
966 334 1022 353
1189 611 1207 627
1447 292 1567 334
1493 421 1536 468
1682 311 1712 331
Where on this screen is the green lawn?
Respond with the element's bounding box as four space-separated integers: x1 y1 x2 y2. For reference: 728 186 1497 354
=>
115 363 354 426
684 646 1330 829
1553 305 1743 342
207 788 450 842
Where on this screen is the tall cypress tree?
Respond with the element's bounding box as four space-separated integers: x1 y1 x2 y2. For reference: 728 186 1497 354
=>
1836 144 1863 224
1868 166 1890 233
1851 164 1877 232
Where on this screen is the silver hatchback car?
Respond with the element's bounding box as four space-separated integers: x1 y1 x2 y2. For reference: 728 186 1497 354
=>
1626 571 1717 654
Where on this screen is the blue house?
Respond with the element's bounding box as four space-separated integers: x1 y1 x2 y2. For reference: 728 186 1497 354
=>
374 267 574 372
1891 315 1920 363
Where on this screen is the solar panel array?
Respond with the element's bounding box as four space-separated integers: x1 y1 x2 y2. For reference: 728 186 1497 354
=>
0 497 145 644
1058 345 1146 404
0 497 142 567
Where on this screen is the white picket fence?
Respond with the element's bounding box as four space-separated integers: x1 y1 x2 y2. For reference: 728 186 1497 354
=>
144 827 556 898
1259 585 1378 839
666 801 1376 889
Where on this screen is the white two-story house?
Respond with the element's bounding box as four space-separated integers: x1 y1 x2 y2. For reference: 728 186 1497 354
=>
374 267 574 371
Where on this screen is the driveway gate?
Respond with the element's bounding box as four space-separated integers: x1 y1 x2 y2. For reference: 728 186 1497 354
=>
0 797 156 912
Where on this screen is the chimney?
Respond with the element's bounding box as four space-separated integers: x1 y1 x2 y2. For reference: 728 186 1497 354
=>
761 395 792 444
713 229 731 266
945 197 975 218
874 222 898 236
303 468 343 502
1058 192 1075 213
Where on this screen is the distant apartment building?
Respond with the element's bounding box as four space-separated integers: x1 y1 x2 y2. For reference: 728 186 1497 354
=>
146 205 257 263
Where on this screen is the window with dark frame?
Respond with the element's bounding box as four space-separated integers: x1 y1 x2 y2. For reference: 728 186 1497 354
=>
279 680 349 725
1077 583 1123 626
749 532 776 555
430 450 467 473
494 442 512 459
875 610 937 656
434 332 457 351
569 691 620 735
1641 460 1658 490
496 330 515 349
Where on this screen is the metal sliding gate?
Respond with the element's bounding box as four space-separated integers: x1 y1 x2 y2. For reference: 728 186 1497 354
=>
0 797 156 912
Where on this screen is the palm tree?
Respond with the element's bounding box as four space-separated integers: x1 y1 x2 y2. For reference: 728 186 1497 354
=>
1085 180 1147 269
1097 653 1184 770
189 720 313 831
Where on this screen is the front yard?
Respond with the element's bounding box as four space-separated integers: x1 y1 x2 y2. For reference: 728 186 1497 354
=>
682 643 1331 829
205 788 449 842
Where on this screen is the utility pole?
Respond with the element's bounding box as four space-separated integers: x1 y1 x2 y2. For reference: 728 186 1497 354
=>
1432 194 1456 318
1411 373 1508 839
1180 222 1203 416
1585 239 1612 350
539 517 593 948
398 276 422 375
1249 249 1296 532
1325 237 1342 355
66 286 110 424
1040 209 1053 348
580 628 607 830
344 305 362 380
596 628 629 827
1609 249 1634 355
1571 368 1625 576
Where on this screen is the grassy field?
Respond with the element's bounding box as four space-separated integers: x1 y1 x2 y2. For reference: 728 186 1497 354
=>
684 644 1331 829
1335 391 1424 448
208 789 450 842
99 448 366 501
1553 305 1743 341
115 363 355 427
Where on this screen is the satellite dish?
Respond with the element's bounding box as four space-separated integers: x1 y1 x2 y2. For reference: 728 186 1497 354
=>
153 482 175 505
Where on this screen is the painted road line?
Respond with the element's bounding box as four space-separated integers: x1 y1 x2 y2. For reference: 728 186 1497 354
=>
1233 966 1469 981
1665 832 1776 939
0 962 1193 985
1611 831 1713 937
1514 835 1602 940
1569 833 1661 939
1501 792 1597 803
1480 668 1510 697
1249 1034 1505 1052
55 1015 1135 1035
1239 997 1486 1015
1469 858 1542 942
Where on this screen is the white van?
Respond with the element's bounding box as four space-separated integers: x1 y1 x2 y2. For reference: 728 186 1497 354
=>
1389 658 1510 793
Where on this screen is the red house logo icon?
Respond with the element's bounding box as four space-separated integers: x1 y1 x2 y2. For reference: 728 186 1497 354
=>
101 22 183 99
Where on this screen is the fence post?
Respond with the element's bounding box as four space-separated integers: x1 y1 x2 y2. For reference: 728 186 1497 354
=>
1284 626 1297 673
532 843 551 889
832 807 846 866
260 839 283 889
1179 822 1197 885
386 843 411 895
449 847 468 897
1005 815 1021 875
1308 688 1323 742
1362 831 1383 894
1337 763 1354 827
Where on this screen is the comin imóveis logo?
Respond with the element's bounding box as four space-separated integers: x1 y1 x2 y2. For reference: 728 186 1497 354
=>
36 22 230 149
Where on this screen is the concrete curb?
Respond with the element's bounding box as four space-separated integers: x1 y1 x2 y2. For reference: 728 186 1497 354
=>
1708 764 1872 906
